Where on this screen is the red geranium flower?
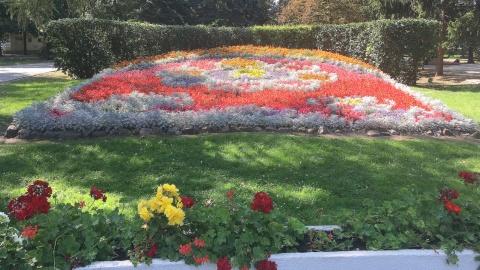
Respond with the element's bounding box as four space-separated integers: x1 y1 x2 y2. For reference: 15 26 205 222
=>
251 191 274 214
146 243 158 258
90 187 107 201
75 201 86 208
438 188 459 202
8 195 50 220
257 259 277 270
458 171 479 184
179 242 192 256
194 237 205 247
181 196 195 208
227 190 234 200
21 225 38 239
217 257 232 270
27 180 52 198
193 255 209 265
444 200 462 215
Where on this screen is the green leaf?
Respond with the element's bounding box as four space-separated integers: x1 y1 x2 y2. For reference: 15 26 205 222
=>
57 235 81 255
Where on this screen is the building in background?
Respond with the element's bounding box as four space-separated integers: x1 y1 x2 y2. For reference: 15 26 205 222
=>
2 33 44 54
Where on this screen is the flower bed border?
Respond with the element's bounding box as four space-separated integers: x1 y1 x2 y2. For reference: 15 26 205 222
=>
78 249 479 270
4 123 480 141
74 225 480 270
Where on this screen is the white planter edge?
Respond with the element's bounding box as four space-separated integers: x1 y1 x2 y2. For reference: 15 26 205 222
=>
78 226 479 270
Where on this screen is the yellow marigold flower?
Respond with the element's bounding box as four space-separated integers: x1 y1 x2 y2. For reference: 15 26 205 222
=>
139 207 154 222
163 184 179 196
148 198 162 213
177 201 183 208
138 200 148 213
167 207 185 226
159 196 173 213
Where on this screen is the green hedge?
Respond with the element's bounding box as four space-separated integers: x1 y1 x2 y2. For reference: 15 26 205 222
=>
314 19 439 85
46 19 438 84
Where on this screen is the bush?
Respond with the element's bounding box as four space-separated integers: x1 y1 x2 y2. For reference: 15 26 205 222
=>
46 19 438 84
315 19 439 85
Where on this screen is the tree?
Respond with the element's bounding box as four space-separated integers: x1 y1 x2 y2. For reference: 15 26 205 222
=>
278 0 368 25
0 0 54 54
409 0 473 75
188 0 276 26
363 0 416 20
0 3 21 56
91 0 140 21
447 10 480 63
138 0 192 25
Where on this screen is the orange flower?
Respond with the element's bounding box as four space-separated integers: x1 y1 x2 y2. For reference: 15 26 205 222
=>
22 225 38 239
443 200 462 215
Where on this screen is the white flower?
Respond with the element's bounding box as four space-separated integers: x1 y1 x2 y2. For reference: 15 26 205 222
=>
11 233 23 244
0 211 9 223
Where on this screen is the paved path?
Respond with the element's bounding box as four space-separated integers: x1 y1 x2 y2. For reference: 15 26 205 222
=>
418 63 480 86
0 62 57 83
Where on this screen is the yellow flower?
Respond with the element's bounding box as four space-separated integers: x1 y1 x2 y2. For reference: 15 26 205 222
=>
164 204 176 218
167 207 185 226
163 184 179 196
156 186 164 199
139 207 154 222
233 68 266 78
138 200 148 213
148 198 162 213
159 196 173 213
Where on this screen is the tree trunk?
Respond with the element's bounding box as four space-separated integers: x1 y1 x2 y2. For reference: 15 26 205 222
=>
467 46 475 63
435 18 447 76
23 30 27 55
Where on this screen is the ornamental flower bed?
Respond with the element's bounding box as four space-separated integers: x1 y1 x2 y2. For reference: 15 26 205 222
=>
1 172 479 269
9 46 478 139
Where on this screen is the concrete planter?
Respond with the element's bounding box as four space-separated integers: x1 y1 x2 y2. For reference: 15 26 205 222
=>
77 249 478 270
78 226 479 270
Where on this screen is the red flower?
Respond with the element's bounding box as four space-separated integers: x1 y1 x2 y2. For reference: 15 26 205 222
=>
8 195 32 220
458 171 479 184
22 225 38 239
181 196 195 208
194 237 205 247
75 201 86 208
257 259 277 270
27 180 52 198
50 108 70 117
8 195 50 220
444 200 462 215
227 190 234 200
146 243 158 258
179 243 192 256
251 191 274 214
90 187 107 201
193 255 209 265
217 257 232 270
438 188 459 202
241 265 249 270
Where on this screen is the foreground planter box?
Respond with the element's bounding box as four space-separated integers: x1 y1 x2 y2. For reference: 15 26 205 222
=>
78 249 479 270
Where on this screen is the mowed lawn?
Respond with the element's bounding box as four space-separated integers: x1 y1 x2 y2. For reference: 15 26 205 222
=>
0 71 479 225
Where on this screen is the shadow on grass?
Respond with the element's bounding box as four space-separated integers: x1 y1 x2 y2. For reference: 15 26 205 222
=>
1 134 478 224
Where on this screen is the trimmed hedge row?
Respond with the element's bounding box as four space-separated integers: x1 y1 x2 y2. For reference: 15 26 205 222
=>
46 19 438 84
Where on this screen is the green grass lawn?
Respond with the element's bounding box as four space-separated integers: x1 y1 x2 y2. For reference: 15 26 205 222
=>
0 71 81 131
0 55 49 66
413 84 480 123
0 75 479 225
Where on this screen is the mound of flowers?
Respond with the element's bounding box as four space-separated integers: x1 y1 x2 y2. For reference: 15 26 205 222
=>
11 45 478 138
